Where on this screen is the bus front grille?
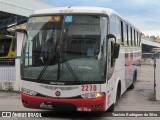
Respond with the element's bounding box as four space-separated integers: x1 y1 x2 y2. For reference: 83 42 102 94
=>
42 102 77 111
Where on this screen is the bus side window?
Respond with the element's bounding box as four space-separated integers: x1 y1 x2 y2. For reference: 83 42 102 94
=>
116 18 121 44
124 24 128 46
126 24 129 46
128 25 131 46
134 29 137 46
139 33 141 46
0 44 5 55
120 20 124 45
137 31 139 46
130 27 132 46
110 15 117 36
132 28 134 46
12 37 17 51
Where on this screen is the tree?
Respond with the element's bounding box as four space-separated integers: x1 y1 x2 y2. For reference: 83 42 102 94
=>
150 35 156 40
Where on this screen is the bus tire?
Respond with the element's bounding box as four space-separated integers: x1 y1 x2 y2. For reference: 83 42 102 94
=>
107 104 115 112
116 81 121 101
129 72 137 89
129 80 135 89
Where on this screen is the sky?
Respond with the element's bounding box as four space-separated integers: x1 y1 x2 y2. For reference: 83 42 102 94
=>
40 0 160 37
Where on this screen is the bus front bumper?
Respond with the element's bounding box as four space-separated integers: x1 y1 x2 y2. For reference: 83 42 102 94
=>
21 93 106 111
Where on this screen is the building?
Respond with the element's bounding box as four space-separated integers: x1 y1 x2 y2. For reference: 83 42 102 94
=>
0 0 53 35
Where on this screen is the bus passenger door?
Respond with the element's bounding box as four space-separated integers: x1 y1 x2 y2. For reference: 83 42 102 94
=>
106 38 116 107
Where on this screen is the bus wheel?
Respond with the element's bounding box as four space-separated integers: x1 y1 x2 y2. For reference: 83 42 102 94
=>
107 104 115 112
129 80 135 89
129 72 137 89
116 81 121 101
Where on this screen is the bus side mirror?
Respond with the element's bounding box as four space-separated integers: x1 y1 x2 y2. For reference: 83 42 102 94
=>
112 43 120 59
107 34 120 59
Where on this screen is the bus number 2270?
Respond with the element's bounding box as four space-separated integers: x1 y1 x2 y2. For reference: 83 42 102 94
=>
81 85 97 91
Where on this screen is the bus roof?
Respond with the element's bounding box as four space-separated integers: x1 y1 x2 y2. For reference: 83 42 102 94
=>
33 6 119 16
33 6 140 32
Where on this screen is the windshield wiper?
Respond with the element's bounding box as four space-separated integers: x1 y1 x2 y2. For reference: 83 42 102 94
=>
36 52 57 81
60 53 81 84
56 15 81 84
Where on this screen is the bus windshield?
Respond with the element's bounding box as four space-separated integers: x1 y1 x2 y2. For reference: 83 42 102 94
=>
21 15 107 85
0 38 12 57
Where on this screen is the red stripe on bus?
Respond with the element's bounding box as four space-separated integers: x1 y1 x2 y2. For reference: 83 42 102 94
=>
21 93 106 111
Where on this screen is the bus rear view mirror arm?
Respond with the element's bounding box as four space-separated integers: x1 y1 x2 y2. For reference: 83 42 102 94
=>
107 34 116 43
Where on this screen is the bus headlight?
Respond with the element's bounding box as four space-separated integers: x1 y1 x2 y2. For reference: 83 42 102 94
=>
81 92 105 99
21 88 38 96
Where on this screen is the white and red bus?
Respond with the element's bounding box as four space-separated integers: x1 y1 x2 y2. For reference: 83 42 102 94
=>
20 7 141 111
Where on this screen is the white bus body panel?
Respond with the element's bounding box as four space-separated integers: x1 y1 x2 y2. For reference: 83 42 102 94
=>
22 81 101 98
